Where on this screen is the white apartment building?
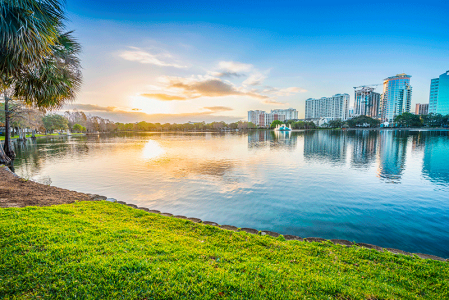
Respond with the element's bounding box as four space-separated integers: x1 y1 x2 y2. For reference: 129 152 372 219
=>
270 108 298 120
305 93 350 121
248 110 286 127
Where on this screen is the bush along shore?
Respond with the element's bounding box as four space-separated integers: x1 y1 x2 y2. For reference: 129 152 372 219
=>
1 200 448 299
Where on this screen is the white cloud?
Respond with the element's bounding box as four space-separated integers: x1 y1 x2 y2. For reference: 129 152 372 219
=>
242 71 267 86
218 61 253 73
118 47 186 68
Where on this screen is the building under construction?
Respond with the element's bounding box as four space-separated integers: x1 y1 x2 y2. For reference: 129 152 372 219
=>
353 86 381 119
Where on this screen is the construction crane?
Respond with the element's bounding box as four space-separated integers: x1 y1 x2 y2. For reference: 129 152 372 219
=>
353 83 382 90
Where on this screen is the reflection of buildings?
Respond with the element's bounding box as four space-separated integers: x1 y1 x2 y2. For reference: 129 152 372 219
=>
377 131 408 182
303 131 347 164
247 130 297 150
349 130 378 168
422 132 449 184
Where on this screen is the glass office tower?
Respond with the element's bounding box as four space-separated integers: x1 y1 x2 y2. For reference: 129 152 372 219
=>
429 71 449 115
381 74 412 122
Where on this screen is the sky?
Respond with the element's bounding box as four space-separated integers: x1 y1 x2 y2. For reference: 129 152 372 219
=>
62 0 449 123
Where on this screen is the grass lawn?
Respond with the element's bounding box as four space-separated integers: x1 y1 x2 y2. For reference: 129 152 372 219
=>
0 201 447 299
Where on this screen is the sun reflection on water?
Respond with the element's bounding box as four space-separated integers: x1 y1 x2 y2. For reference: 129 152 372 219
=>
142 140 165 160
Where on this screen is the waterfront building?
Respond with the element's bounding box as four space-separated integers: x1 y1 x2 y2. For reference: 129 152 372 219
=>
354 87 381 119
380 74 412 122
415 103 429 115
428 70 449 115
270 108 298 120
247 110 286 127
305 93 350 122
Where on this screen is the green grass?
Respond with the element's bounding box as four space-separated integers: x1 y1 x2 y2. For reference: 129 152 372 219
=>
0 201 447 299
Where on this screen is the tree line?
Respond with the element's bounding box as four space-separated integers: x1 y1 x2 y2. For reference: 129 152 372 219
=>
1 109 260 135
271 113 449 129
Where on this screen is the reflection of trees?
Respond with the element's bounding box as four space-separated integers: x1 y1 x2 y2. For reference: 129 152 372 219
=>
247 130 298 150
303 131 347 164
421 131 449 185
377 131 408 183
12 136 90 178
348 130 378 168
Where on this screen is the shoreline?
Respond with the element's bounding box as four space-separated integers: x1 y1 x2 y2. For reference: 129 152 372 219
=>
0 133 86 141
1 165 447 262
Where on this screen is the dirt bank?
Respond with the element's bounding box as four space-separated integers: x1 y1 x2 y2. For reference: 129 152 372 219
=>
0 166 94 208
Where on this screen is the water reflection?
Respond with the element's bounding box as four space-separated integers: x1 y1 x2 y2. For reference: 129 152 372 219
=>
248 130 297 150
421 132 449 185
377 131 408 183
348 130 378 168
142 140 165 161
303 131 348 165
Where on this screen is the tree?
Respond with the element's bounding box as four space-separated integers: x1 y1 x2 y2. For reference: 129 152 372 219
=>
327 120 344 128
1 0 81 163
421 113 449 127
270 120 283 129
394 112 423 127
72 123 86 133
42 114 68 132
347 115 380 128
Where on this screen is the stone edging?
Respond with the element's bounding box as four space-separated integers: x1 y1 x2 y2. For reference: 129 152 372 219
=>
104 197 448 263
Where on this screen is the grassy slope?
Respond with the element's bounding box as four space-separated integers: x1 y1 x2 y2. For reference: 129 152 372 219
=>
0 201 447 299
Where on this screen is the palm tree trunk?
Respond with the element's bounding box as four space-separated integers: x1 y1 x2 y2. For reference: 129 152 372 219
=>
3 91 16 160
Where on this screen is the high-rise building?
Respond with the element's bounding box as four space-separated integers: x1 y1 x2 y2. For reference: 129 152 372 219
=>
428 70 449 115
248 110 265 126
354 87 381 119
305 93 350 121
415 103 429 115
380 74 412 122
270 108 298 120
247 110 286 127
429 78 439 114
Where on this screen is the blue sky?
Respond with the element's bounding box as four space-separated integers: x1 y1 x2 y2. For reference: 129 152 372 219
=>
64 0 449 122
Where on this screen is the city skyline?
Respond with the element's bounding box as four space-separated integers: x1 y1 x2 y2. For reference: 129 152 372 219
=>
61 0 449 123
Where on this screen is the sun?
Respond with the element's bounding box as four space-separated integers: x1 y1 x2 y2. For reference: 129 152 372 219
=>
130 95 173 115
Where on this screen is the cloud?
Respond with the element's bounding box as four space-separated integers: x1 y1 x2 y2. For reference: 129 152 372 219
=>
242 71 267 86
167 77 268 99
263 99 288 106
61 103 241 123
218 61 253 73
118 47 186 68
210 71 243 78
203 106 233 112
64 104 118 112
141 93 189 101
262 86 308 96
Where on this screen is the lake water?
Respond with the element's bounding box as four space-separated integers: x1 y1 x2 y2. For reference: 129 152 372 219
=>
11 130 449 258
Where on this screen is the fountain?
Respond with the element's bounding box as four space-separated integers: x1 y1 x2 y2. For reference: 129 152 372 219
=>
274 123 292 131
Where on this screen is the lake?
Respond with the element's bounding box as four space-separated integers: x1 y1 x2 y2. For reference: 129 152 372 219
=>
11 130 449 258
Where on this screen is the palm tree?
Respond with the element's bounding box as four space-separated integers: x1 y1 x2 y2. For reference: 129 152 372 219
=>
0 0 81 163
